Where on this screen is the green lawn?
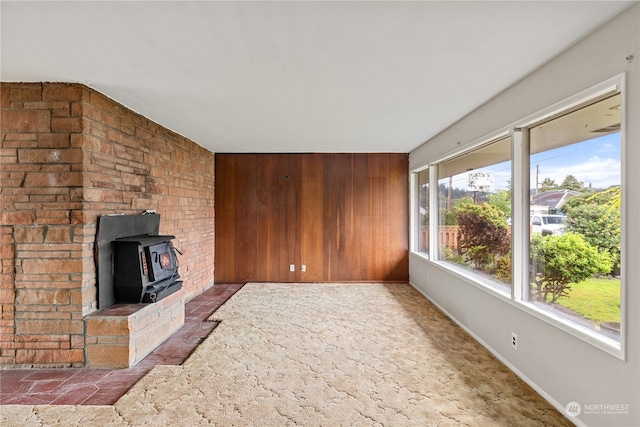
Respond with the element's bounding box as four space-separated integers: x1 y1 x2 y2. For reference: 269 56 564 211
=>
555 277 621 324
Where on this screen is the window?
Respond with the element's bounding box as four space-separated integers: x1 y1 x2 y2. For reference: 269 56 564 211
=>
436 135 512 293
411 76 624 354
415 168 429 255
526 91 622 344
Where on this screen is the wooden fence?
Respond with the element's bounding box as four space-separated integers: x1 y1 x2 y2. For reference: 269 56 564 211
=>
419 225 514 253
419 226 461 252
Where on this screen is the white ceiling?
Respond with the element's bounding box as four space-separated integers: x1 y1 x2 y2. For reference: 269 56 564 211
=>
1 1 635 153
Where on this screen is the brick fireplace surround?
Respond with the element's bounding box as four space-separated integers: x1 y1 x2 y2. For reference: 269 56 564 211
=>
1 83 215 368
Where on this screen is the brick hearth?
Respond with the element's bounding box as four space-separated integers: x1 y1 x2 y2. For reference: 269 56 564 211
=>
85 289 185 368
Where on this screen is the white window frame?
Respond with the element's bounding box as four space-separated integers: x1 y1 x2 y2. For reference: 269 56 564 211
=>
412 130 513 299
515 74 625 360
410 166 429 258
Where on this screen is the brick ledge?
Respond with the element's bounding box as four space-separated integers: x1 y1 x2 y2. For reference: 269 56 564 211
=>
85 290 185 368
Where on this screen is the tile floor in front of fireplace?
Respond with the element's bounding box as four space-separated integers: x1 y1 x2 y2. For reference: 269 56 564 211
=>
0 283 244 406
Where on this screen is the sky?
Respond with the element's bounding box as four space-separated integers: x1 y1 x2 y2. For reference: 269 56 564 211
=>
445 132 621 193
530 133 621 191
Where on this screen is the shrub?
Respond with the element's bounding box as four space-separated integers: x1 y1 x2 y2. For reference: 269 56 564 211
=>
530 232 613 303
563 187 621 275
442 246 464 265
493 252 512 283
454 200 510 269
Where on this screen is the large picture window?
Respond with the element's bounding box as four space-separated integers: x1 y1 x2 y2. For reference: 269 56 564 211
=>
436 135 512 293
411 77 624 353
527 91 622 343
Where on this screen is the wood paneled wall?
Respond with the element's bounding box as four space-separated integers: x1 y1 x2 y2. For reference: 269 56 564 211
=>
214 153 409 283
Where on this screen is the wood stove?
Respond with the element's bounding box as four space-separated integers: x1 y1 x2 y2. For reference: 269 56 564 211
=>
113 234 183 303
95 213 183 308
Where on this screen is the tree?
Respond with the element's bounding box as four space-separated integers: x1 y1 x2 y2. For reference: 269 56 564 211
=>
488 189 511 220
419 183 428 210
530 232 612 303
563 186 621 274
560 174 584 191
539 177 558 192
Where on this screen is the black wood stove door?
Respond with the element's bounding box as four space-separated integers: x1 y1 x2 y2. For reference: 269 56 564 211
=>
95 213 161 309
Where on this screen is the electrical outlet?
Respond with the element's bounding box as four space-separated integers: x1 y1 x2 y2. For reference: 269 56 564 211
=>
301 265 306 272
426 275 430 285
511 332 518 350
290 264 295 272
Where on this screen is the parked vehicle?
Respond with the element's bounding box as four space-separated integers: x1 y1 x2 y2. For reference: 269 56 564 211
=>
530 214 566 236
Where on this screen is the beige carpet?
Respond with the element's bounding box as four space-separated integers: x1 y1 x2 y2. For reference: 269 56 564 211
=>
1 283 572 426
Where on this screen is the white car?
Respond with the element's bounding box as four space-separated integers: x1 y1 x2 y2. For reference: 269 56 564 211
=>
530 214 566 236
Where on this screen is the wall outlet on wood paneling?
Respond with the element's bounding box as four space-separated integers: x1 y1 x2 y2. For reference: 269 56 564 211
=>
215 153 408 283
290 264 295 272
301 265 306 272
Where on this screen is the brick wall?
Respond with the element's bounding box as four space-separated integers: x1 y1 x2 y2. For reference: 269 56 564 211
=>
1 83 215 367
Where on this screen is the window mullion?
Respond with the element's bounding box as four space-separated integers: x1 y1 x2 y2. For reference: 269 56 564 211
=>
511 128 528 301
410 172 417 253
428 165 439 259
